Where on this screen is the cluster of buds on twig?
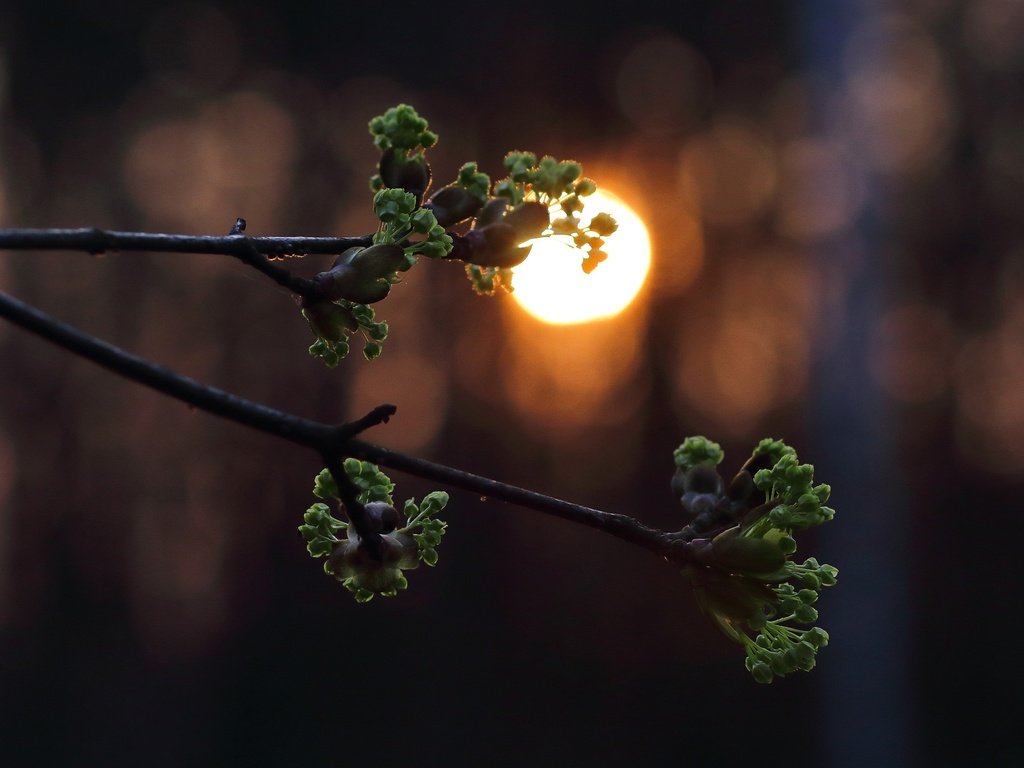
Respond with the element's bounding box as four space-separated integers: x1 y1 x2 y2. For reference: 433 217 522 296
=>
299 459 447 603
671 437 838 683
303 104 623 364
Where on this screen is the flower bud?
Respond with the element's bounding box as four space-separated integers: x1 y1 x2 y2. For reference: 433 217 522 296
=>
326 528 419 596
806 627 829 647
794 604 818 624
751 661 774 684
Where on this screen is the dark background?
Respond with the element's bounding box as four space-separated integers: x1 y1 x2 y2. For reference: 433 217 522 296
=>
1 1 1022 766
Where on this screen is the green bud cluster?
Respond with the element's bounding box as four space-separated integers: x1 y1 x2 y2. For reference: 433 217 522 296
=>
313 459 395 505
369 106 436 200
457 162 491 204
486 152 618 280
300 461 448 603
464 264 514 296
301 104 627 365
306 300 389 366
368 104 438 154
673 435 725 471
402 491 449 568
746 454 835 536
675 437 839 683
298 501 346 558
372 188 454 260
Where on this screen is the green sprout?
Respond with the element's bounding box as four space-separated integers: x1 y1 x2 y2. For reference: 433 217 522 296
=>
368 104 438 154
299 460 448 603
675 437 839 683
305 300 389 366
673 435 725 471
372 188 454 261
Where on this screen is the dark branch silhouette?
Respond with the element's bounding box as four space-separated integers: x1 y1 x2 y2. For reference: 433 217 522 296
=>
0 224 374 298
0 286 685 563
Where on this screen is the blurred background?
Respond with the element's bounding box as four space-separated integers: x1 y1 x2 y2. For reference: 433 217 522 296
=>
1 0 1022 765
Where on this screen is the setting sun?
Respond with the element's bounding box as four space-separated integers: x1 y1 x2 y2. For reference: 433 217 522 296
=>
511 189 651 324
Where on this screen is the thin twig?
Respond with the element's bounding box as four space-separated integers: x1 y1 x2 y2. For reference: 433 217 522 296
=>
0 225 375 297
0 289 334 448
0 226 373 257
323 453 382 559
343 438 676 556
0 288 685 562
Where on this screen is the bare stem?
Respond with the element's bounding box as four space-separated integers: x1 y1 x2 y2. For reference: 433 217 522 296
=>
0 288 683 562
0 225 374 297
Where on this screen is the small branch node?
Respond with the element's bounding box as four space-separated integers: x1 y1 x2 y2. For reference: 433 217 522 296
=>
332 404 397 445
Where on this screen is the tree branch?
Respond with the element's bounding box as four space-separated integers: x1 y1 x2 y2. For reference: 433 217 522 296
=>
0 225 375 298
0 288 686 563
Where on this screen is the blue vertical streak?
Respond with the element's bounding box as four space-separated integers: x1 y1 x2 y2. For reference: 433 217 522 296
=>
800 1 915 766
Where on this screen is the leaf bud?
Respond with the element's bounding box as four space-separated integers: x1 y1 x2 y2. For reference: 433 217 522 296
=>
311 263 391 304
708 531 787 575
454 225 531 268
474 198 509 229
425 185 483 227
364 501 404 534
504 201 551 240
345 243 408 280
302 300 357 343
379 148 431 201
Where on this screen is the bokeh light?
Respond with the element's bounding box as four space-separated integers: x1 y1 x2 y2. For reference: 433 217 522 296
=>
123 91 296 231
615 33 712 134
678 123 777 225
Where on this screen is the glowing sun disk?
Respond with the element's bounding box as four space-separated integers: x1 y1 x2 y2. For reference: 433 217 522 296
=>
512 189 651 324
